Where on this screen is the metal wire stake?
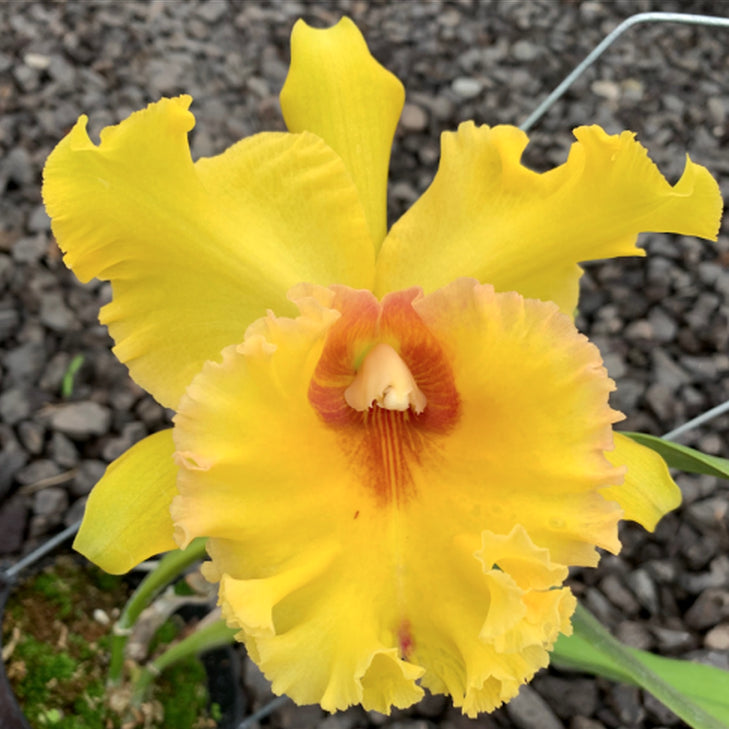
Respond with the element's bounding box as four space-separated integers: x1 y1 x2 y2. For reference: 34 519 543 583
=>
3 519 82 580
237 695 290 729
520 11 729 132
662 396 729 442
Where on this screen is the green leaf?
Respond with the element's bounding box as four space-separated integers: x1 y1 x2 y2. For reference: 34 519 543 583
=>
131 617 237 706
552 604 729 729
61 354 85 399
624 432 729 480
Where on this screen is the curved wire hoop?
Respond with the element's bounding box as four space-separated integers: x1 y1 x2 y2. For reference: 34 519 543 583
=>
520 11 729 132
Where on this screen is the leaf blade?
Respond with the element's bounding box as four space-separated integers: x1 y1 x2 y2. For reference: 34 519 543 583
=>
624 431 729 480
552 604 729 729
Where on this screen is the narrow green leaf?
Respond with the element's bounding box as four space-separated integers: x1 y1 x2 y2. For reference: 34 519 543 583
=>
108 538 208 686
624 431 729 480
552 604 729 729
61 354 85 399
131 617 237 705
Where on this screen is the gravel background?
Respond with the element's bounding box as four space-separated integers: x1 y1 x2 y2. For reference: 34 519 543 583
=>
1 1 728 728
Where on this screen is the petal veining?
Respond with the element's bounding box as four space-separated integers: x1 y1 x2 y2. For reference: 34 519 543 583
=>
43 96 374 408
376 123 722 313
281 18 405 247
307 286 460 507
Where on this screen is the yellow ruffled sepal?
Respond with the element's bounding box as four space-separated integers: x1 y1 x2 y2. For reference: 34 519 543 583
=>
376 123 722 313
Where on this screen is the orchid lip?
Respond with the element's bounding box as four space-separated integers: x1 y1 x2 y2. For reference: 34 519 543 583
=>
344 342 427 414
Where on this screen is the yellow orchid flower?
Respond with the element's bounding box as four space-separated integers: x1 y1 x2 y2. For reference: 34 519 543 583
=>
42 17 721 717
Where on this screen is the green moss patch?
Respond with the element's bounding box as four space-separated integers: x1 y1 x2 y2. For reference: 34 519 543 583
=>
3 556 218 728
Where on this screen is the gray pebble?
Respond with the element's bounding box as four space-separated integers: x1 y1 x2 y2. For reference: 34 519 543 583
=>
651 349 690 389
3 147 33 187
12 234 48 264
451 77 482 99
0 434 28 498
0 254 12 289
511 39 539 62
27 205 51 233
39 291 78 332
601 351 626 379
644 382 675 422
704 623 729 651
17 420 44 455
615 620 654 650
0 307 20 342
624 319 653 341
5 341 46 384
0 387 32 425
318 710 365 729
650 626 696 652
400 103 429 132
408 695 445 719
685 292 720 332
196 0 228 24
679 523 718 570
584 586 619 625
681 555 729 594
0 496 29 554
15 458 62 486
533 676 597 720
50 431 79 468
642 690 681 726
12 63 39 92
626 568 660 614
71 459 106 497
277 704 325 729
685 589 729 631
608 684 644 726
687 496 729 530
570 719 607 729
505 685 564 729
49 401 112 438
647 306 678 343
39 352 72 393
684 649 729 671
681 354 718 381
697 261 724 287
599 573 640 616
63 497 87 526
101 421 146 462
644 558 677 584
33 486 69 517
48 54 76 86
610 378 643 413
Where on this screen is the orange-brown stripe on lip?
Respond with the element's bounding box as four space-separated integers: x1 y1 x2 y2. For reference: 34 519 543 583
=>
308 286 460 506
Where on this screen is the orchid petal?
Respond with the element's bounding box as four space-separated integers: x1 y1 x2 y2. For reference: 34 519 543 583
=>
376 123 722 313
43 96 374 408
172 280 626 713
74 430 177 574
602 433 682 530
281 18 405 247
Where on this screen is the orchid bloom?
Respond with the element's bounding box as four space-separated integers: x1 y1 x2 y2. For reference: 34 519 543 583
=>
43 18 721 716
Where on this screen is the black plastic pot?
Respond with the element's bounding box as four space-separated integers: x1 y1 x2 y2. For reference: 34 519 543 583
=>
0 571 30 729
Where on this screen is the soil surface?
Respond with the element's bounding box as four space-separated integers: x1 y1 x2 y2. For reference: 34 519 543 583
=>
1 1 728 728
